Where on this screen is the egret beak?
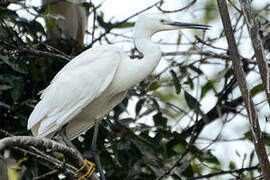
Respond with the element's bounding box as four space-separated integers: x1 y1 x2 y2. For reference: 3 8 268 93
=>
169 22 211 30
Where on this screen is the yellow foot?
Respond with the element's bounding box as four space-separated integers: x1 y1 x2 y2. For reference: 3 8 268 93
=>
76 159 95 180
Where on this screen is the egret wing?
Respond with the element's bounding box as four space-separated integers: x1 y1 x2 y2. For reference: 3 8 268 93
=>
27 46 122 137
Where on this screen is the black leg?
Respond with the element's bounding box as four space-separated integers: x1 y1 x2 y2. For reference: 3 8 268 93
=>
59 125 83 158
59 125 96 179
91 120 106 180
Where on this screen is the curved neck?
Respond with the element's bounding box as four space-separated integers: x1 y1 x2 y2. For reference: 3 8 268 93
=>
131 37 161 84
112 26 162 91
134 21 161 59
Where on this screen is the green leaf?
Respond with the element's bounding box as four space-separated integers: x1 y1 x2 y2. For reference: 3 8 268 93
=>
14 18 45 36
181 165 194 178
149 81 159 91
187 76 194 89
118 118 135 127
170 70 181 94
0 7 18 18
0 55 28 74
46 17 56 29
10 77 25 103
29 20 45 34
0 74 25 103
249 151 255 166
0 25 9 40
135 99 145 115
250 83 263 96
97 14 114 31
172 132 188 146
172 144 185 154
229 161 236 169
244 131 252 140
201 81 214 99
117 22 135 29
191 162 202 174
184 91 209 123
189 64 203 75
28 61 39 80
200 154 220 166
82 2 93 13
153 112 167 127
154 113 165 125
203 0 217 23
184 91 201 110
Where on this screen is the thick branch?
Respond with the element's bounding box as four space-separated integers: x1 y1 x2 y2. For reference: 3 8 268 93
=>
12 146 77 179
239 0 270 106
0 136 99 180
0 136 82 165
217 0 270 179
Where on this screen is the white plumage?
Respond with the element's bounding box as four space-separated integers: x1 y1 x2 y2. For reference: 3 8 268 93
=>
43 0 87 44
28 13 209 140
28 46 127 139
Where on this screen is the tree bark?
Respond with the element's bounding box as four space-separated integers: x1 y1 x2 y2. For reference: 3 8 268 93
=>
0 136 99 180
239 0 270 106
216 0 270 179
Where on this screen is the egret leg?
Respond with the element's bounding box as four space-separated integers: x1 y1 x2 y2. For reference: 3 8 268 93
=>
59 125 95 179
59 125 83 158
91 120 106 180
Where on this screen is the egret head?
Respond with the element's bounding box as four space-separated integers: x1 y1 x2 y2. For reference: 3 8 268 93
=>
135 13 210 38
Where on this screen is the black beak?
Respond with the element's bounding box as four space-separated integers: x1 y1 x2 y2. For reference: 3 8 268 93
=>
169 22 211 30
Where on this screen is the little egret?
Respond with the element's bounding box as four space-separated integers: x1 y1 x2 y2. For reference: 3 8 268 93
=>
27 13 209 179
43 0 87 44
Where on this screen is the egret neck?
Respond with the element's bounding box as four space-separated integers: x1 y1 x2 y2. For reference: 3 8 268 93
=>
130 31 161 86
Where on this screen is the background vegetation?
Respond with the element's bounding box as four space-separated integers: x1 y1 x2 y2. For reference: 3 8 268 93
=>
0 0 269 179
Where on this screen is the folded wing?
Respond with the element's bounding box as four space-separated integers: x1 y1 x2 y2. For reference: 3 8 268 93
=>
27 46 122 137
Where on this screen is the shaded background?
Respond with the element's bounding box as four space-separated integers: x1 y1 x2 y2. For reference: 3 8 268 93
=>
0 0 269 179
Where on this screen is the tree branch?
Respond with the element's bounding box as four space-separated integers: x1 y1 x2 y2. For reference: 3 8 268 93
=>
217 0 270 179
0 136 99 180
191 165 258 179
162 50 230 60
239 0 270 106
20 47 72 62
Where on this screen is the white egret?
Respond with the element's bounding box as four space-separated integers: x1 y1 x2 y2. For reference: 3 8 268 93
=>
43 0 87 44
27 13 209 179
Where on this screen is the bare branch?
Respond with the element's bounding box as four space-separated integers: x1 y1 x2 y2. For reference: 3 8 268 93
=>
86 0 164 48
191 165 258 179
217 0 270 179
11 146 77 179
156 0 197 13
32 170 59 180
162 51 230 60
239 0 270 105
20 47 72 62
0 136 81 164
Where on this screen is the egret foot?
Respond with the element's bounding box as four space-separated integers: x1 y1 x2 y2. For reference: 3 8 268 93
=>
76 159 95 180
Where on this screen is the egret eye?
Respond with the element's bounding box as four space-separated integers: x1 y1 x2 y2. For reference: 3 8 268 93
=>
160 19 165 23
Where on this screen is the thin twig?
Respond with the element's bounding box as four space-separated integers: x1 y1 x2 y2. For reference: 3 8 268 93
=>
20 47 71 61
86 0 163 48
162 50 230 60
33 170 59 180
191 165 258 179
156 0 197 13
